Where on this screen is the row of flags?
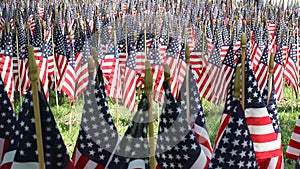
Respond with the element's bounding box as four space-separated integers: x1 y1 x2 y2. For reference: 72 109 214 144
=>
0 54 300 168
0 0 299 114
0 0 298 168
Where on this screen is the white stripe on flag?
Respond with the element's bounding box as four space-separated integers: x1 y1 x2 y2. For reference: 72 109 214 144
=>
1 150 16 165
11 162 41 169
128 159 146 169
245 108 270 118
190 149 207 169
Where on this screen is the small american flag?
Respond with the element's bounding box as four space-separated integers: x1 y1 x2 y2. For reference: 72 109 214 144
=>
0 76 16 164
75 36 89 99
283 42 298 97
156 82 208 169
122 40 137 112
213 42 236 105
180 68 213 165
260 81 284 168
15 14 30 95
273 44 284 102
0 31 14 102
254 46 269 92
244 60 282 166
107 94 150 169
209 83 258 168
72 69 118 168
1 89 75 169
135 33 146 88
54 26 75 101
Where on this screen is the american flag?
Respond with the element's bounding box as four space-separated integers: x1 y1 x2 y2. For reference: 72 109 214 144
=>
106 43 121 100
273 44 284 102
244 61 282 166
180 69 213 165
102 42 117 89
189 28 203 73
176 42 187 95
135 33 146 88
209 84 258 168
15 14 30 95
0 31 14 102
74 35 89 99
54 26 75 101
254 46 269 92
260 81 284 168
206 21 215 55
122 39 137 112
156 82 208 169
164 37 180 99
149 42 164 103
0 76 16 164
283 42 298 97
1 89 75 169
286 116 300 161
213 42 236 105
196 33 221 104
33 22 49 100
72 69 118 169
117 38 127 82
107 94 150 169
250 40 263 71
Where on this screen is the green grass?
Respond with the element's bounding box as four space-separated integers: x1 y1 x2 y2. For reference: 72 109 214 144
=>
13 84 300 168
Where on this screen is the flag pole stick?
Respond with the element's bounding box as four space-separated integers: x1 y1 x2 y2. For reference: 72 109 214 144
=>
28 45 45 169
201 23 206 72
185 40 191 122
267 53 274 104
15 18 23 104
52 4 60 109
241 29 247 110
145 60 155 169
113 22 119 128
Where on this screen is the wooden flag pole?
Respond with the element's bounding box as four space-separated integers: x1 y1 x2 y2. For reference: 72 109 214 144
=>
185 41 191 122
201 24 206 72
145 60 155 169
267 53 275 104
241 32 247 110
113 26 119 128
28 45 45 169
15 19 23 104
52 12 60 109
